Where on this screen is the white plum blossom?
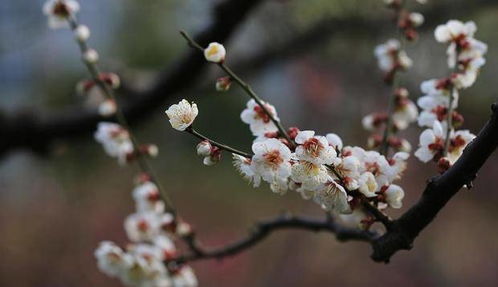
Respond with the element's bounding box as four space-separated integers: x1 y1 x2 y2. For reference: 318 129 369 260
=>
415 121 446 163
124 212 161 242
446 129 475 164
314 179 351 214
333 156 361 190
204 42 226 63
392 97 418 130
295 130 338 165
383 184 405 209
374 39 412 72
95 241 134 278
233 154 261 188
165 100 199 131
94 122 133 164
358 172 378 198
172 266 198 287
417 92 459 128
326 133 343 150
132 181 165 213
291 161 329 191
43 0 80 29
251 139 292 192
241 99 279 137
434 20 477 43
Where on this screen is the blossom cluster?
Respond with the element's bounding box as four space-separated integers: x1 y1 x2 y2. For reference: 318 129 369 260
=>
414 20 485 170
43 1 198 286
364 0 425 153
44 0 120 117
167 88 408 220
95 177 197 287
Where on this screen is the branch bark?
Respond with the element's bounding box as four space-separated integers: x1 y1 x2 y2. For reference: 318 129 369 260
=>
171 102 497 264
170 214 377 265
371 102 498 262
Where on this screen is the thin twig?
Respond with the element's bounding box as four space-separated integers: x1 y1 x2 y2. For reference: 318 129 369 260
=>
179 31 295 148
379 0 407 156
67 16 176 215
185 126 253 158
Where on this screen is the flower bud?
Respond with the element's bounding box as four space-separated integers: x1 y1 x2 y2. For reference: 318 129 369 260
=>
196 140 212 157
99 73 121 89
98 99 117 117
203 146 221 166
437 157 451 173
83 49 99 64
74 25 90 42
204 42 226 63
409 12 424 27
287 127 300 140
176 221 192 237
139 144 158 158
215 77 231 92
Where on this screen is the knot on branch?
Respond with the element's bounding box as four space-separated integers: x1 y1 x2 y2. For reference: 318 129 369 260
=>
370 223 413 263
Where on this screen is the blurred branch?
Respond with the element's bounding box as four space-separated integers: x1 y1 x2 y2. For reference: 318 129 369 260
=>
171 102 497 264
0 0 264 157
1 0 496 156
169 214 377 264
232 0 498 76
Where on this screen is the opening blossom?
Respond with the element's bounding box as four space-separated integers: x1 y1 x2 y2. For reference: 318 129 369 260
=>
415 20 483 167
94 122 133 164
204 42 226 63
43 0 80 29
251 139 292 194
374 39 412 73
241 99 279 137
95 177 198 287
295 130 338 165
165 99 198 131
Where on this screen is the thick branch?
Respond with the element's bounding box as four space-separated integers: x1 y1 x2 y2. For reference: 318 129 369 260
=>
371 103 498 262
170 215 377 264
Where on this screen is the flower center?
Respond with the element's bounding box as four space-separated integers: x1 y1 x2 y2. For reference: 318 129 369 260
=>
264 150 283 168
137 220 149 232
365 162 380 176
53 1 70 17
253 105 271 123
303 138 323 158
431 105 448 121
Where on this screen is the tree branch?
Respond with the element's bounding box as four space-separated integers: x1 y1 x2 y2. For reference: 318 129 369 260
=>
170 102 497 265
169 214 377 265
0 0 264 157
371 102 498 262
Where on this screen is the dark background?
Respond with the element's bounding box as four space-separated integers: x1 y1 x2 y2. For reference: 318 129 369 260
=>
1 0 497 286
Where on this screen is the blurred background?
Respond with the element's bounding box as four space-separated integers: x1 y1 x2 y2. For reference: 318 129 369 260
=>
1 0 498 286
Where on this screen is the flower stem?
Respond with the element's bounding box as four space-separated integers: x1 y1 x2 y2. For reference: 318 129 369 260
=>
179 30 295 148
443 87 456 156
68 16 176 216
186 127 253 159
